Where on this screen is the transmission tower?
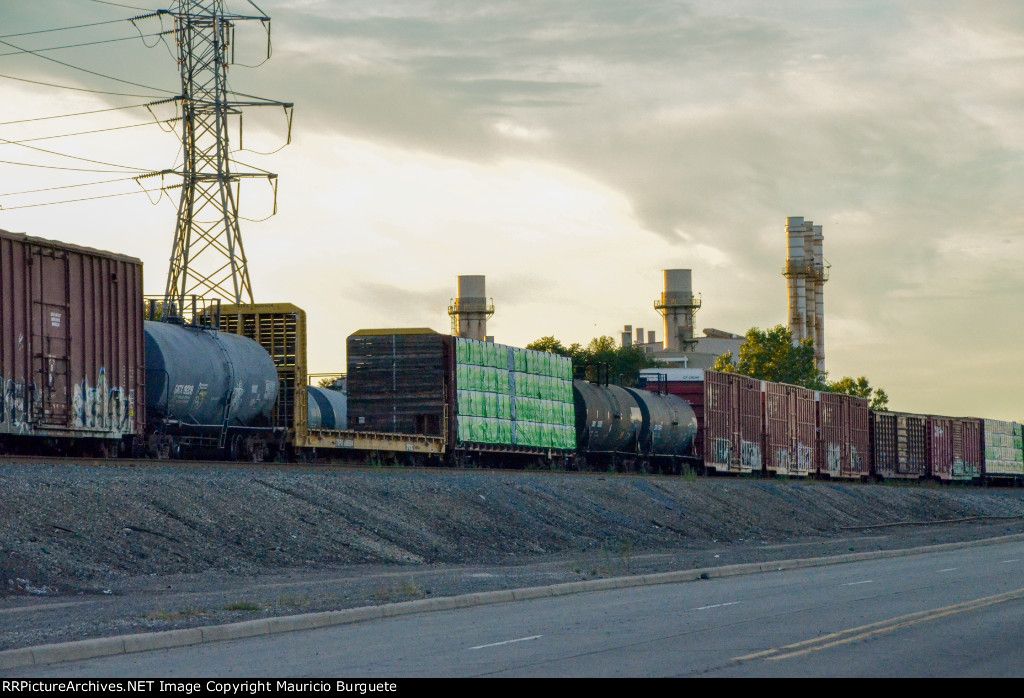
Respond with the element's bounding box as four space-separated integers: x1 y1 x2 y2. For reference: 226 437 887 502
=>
164 0 292 311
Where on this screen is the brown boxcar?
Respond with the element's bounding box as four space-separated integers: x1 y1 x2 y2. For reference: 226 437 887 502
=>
927 415 982 481
0 229 143 449
641 368 762 474
817 391 870 479
762 381 816 477
870 410 927 480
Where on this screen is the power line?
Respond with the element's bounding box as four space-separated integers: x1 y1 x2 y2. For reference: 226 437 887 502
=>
0 174 152 198
0 37 176 94
0 71 172 98
0 183 182 211
0 131 160 172
0 98 177 126
87 1 160 13
0 14 165 40
0 31 173 58
0 157 161 174
0 118 181 144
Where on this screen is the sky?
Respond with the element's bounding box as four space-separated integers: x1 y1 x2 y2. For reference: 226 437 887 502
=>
1 0 1022 420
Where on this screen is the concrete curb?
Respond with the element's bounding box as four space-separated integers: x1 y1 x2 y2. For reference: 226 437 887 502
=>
3 532 1024 672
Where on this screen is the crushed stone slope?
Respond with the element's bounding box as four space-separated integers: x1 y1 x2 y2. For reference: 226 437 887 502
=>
4 464 1024 595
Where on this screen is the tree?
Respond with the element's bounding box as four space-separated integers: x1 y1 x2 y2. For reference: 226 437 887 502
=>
713 325 824 389
713 324 890 409
525 336 570 356
828 376 889 411
527 334 661 386
316 375 345 391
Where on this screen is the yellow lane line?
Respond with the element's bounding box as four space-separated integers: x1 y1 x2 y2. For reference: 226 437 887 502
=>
734 587 1024 662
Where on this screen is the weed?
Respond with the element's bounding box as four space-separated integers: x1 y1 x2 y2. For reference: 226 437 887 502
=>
398 578 423 599
370 578 424 604
225 600 262 612
278 592 311 608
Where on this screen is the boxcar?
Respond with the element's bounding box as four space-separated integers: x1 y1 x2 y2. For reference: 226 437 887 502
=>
817 391 870 479
762 381 816 477
870 410 928 480
928 415 982 482
0 229 143 453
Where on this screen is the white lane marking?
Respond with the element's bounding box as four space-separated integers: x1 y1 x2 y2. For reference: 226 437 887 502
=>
937 568 958 573
470 634 543 650
1003 559 1021 564
694 601 742 611
841 580 874 586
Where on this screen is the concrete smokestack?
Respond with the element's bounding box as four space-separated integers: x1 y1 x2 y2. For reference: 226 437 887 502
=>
784 217 828 372
448 275 494 341
655 269 701 351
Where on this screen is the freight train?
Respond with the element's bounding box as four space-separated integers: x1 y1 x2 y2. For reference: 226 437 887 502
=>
1 229 1021 485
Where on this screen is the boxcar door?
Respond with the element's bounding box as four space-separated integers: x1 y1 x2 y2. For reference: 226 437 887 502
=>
29 246 71 427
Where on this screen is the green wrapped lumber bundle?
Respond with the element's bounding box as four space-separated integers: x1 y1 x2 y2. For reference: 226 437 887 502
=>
983 419 1024 478
455 337 575 450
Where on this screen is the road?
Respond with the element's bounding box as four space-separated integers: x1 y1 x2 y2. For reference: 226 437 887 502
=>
9 539 1024 677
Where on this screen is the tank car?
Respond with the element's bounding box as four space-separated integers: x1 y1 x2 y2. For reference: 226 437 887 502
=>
572 379 697 472
307 385 348 430
143 320 280 460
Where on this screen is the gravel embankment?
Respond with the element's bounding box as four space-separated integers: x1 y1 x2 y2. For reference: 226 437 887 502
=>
2 462 1024 650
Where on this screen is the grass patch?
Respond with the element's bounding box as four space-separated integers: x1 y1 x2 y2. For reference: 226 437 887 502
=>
278 593 311 609
225 600 262 612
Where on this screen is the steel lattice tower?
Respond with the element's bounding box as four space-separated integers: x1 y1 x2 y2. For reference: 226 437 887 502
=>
164 0 290 311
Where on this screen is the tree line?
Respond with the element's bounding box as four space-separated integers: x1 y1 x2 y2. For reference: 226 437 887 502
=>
527 324 889 410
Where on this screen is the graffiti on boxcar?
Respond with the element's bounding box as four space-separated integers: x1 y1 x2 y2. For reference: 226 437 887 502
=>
72 368 135 436
2 377 31 433
826 442 842 476
711 437 731 465
797 444 814 473
740 440 761 469
851 446 865 474
773 448 791 473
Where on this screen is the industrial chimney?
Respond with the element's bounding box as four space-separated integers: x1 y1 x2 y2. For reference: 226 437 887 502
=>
654 269 702 351
448 275 494 341
784 217 828 371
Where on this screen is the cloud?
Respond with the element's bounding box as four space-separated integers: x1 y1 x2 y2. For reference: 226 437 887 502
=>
4 1 1024 419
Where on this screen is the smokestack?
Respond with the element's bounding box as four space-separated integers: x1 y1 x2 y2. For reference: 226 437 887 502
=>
448 275 494 341
784 217 828 371
654 269 701 351
621 325 632 347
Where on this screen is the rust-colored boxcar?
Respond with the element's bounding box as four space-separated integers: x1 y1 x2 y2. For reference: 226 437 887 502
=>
641 368 762 474
0 229 143 448
927 415 982 482
762 381 816 476
817 391 870 479
870 410 928 480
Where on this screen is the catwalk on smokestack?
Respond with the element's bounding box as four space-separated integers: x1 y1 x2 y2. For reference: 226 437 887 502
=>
654 269 702 351
448 275 494 341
